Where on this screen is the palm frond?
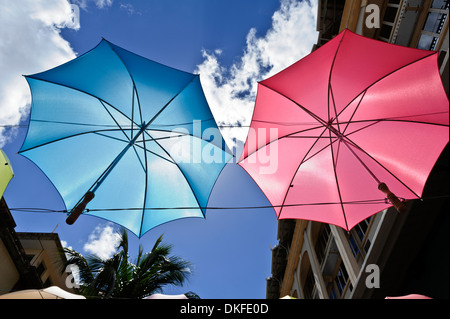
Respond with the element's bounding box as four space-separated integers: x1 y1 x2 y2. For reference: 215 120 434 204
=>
62 230 194 299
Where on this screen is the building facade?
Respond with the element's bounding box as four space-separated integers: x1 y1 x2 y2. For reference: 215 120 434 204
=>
0 198 76 295
266 0 449 299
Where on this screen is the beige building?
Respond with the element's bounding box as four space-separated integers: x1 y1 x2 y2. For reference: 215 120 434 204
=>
0 198 76 295
266 0 449 299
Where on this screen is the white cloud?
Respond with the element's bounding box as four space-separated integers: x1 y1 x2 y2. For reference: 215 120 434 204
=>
72 0 113 10
83 224 121 260
95 0 113 8
61 240 72 250
120 3 140 16
0 0 79 147
196 0 318 151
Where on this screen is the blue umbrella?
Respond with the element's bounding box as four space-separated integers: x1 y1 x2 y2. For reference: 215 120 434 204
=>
19 40 232 237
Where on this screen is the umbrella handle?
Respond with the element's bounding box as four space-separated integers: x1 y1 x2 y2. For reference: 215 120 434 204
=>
66 192 95 225
378 183 407 213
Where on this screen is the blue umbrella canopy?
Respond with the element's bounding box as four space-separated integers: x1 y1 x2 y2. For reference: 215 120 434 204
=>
19 40 232 237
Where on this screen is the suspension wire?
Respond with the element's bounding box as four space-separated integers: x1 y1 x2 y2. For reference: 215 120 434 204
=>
2 111 448 130
8 194 448 215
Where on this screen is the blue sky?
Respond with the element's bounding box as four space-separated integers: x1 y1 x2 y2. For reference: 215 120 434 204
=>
0 0 318 298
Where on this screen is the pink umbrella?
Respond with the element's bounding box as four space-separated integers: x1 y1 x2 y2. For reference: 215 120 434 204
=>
144 293 188 299
385 294 432 299
239 29 449 231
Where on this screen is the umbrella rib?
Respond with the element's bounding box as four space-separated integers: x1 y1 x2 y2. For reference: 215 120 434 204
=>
87 125 151 197
341 136 421 199
259 82 327 126
240 82 330 162
92 131 146 172
146 75 198 126
239 123 327 161
340 90 367 136
19 129 129 153
145 118 216 128
339 108 439 200
131 86 135 139
93 132 130 144
144 127 231 156
134 134 177 164
72 76 198 208
144 132 205 218
257 82 328 127
297 135 340 164
19 99 141 152
251 119 321 126
105 39 199 131
328 29 347 127
139 129 149 237
277 126 329 218
25 76 139 128
343 116 449 128
131 144 147 173
329 84 341 132
329 130 350 231
28 119 122 128
290 30 346 226
341 120 381 138
104 40 144 127
98 100 134 143
335 51 439 124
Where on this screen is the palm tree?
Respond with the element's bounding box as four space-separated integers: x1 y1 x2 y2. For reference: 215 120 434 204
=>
63 229 195 299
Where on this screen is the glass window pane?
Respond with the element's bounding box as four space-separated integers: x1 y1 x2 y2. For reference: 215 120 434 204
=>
417 33 437 50
379 24 393 39
423 12 448 34
431 0 449 9
384 6 398 23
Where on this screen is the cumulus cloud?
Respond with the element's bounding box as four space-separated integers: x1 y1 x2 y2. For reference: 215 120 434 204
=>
119 3 140 16
0 0 79 147
72 0 113 10
196 0 318 152
83 223 121 260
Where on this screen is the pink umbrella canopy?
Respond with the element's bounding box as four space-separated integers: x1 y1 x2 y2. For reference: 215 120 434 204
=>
144 293 188 299
385 294 432 299
239 29 449 231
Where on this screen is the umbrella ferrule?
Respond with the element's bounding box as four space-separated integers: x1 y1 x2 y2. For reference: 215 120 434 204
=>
66 191 95 225
378 183 407 214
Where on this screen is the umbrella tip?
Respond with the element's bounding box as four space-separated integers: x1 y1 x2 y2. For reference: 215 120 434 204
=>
378 183 407 214
66 192 95 225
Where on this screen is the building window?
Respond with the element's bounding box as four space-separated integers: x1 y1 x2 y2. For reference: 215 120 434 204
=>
335 264 349 294
330 262 353 298
431 0 449 9
378 0 402 42
303 268 315 299
417 0 449 50
36 262 46 277
328 261 351 299
348 217 373 264
43 277 51 288
315 223 331 266
385 5 399 23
